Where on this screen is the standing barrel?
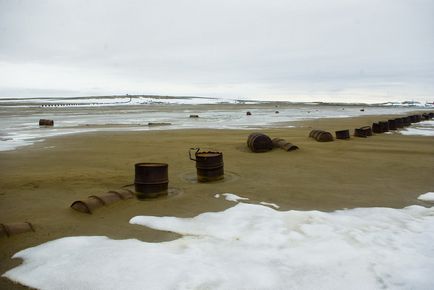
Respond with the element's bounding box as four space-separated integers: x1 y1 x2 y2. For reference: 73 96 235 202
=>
189 149 224 182
395 118 404 128
335 129 350 140
354 126 372 138
372 123 382 133
134 163 168 198
309 130 333 142
388 119 397 130
409 115 418 123
39 119 54 126
247 133 273 152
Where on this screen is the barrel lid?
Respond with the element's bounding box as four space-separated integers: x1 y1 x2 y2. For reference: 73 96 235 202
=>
135 162 168 167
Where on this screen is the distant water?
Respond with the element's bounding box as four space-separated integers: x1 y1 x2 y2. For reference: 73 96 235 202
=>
0 96 432 151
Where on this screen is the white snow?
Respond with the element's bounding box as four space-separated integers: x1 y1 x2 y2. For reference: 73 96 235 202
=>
400 120 434 136
218 193 249 202
259 201 280 209
418 192 434 202
3 194 434 290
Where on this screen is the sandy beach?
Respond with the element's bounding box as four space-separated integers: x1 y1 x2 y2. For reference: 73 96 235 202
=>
1 112 433 289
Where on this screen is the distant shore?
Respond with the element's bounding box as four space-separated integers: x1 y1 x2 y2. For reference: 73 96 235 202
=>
1 113 434 289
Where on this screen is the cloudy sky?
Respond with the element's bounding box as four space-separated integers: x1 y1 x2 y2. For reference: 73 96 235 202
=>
0 0 433 102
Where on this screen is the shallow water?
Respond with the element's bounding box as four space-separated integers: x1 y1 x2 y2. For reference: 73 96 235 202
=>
0 96 431 151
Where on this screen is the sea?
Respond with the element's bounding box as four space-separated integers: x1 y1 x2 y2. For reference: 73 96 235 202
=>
0 95 433 151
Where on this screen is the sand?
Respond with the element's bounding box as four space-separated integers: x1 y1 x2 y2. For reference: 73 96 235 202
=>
1 113 433 289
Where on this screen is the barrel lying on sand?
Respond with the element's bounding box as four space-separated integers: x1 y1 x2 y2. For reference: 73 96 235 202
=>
309 130 333 142
71 189 134 214
134 163 169 198
247 133 273 152
354 126 372 138
335 129 350 140
39 119 54 126
272 138 299 151
0 222 34 238
189 148 224 182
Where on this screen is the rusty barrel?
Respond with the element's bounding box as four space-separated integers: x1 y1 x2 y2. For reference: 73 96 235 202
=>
415 115 422 122
372 123 381 133
379 121 389 132
0 222 34 237
335 129 350 140
39 119 54 126
134 163 168 197
189 149 224 182
409 115 418 123
395 118 404 128
272 138 299 151
247 133 273 152
388 119 397 130
70 189 134 214
402 117 411 127
309 130 333 142
354 126 372 138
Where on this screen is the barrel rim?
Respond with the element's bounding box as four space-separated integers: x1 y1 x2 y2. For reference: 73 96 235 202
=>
135 162 168 168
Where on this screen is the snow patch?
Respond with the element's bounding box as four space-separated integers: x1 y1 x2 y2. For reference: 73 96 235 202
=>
3 197 434 290
418 192 434 202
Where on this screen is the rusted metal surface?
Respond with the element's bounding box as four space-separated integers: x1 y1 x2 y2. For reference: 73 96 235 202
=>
71 189 135 214
272 138 299 151
372 122 381 133
335 129 350 140
189 148 224 182
388 119 397 130
372 121 389 133
108 188 135 200
0 222 34 238
89 192 121 205
354 126 372 138
379 121 389 132
394 118 404 128
71 196 105 214
309 130 334 142
39 119 54 126
247 133 273 152
134 163 169 198
402 117 411 127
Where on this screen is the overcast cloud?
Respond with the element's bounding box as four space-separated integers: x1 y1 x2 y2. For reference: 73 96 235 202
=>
0 0 433 102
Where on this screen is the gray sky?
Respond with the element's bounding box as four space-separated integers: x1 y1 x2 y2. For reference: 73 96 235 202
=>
0 0 433 102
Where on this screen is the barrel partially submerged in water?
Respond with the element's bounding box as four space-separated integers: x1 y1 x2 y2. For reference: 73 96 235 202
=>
247 133 273 152
189 148 224 182
134 163 168 198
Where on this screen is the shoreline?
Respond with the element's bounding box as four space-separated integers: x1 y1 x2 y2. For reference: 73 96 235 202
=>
1 113 433 289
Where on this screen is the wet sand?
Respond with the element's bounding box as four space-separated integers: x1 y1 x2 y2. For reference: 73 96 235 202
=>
1 113 434 289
